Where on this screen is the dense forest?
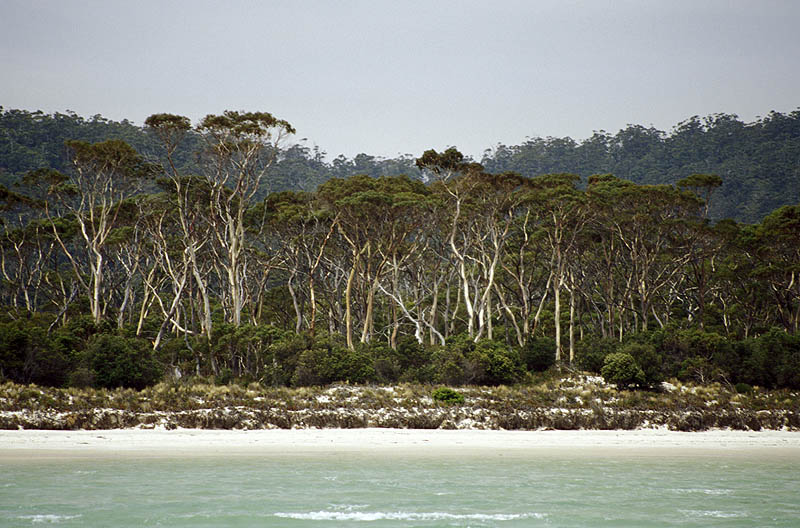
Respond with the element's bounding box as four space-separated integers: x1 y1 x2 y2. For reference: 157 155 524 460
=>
0 107 798 393
3 106 800 222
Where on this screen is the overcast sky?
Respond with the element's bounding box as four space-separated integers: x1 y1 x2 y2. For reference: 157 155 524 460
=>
2 0 799 159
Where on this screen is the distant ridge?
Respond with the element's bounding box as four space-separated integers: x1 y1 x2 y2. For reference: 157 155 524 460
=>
2 106 798 223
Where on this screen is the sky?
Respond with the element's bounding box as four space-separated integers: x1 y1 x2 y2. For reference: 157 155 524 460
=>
2 0 799 160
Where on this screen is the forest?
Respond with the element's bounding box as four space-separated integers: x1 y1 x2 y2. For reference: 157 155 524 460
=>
0 108 799 393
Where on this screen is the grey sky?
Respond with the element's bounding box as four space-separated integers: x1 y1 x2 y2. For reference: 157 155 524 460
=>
2 0 799 160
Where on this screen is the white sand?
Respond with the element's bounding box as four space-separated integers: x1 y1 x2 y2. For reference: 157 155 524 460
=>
2 428 800 459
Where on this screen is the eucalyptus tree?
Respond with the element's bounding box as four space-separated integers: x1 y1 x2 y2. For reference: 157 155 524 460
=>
585 174 637 339
316 174 428 348
145 114 216 352
0 185 50 313
494 192 551 346
754 204 800 333
676 174 726 327
252 190 319 333
146 110 295 334
604 181 702 332
196 111 295 327
416 148 492 339
30 140 153 323
101 197 147 329
529 173 591 363
462 171 527 341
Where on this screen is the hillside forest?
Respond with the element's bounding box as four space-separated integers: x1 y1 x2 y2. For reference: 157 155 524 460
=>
0 108 798 392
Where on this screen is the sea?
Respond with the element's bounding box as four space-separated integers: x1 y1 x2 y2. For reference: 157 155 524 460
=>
1 449 798 527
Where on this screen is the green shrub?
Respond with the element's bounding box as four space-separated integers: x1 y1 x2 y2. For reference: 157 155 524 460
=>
430 345 467 385
396 337 432 371
748 328 800 389
85 333 162 390
650 328 731 380
432 336 524 386
0 320 71 387
734 382 753 394
678 356 723 384
620 342 663 387
468 340 525 385
601 352 645 390
575 336 619 373
291 337 376 386
432 387 465 405
522 336 556 372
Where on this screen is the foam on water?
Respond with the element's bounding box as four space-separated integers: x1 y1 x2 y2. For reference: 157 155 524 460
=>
17 514 82 524
274 510 546 521
680 509 746 519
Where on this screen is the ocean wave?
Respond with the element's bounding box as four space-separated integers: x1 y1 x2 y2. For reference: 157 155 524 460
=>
17 514 82 524
274 511 546 521
680 510 745 518
672 487 734 496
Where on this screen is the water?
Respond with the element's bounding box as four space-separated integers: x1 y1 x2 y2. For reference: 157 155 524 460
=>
2 451 798 527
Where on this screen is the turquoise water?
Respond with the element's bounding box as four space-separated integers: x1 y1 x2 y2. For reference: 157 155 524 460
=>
2 451 799 527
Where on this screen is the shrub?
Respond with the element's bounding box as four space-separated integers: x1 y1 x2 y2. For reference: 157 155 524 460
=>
575 336 619 373
620 342 663 387
468 340 525 385
601 352 645 390
734 382 753 394
85 333 162 390
748 328 800 389
651 328 731 380
432 387 465 405
522 336 556 372
432 336 524 386
430 345 467 385
0 320 71 387
678 356 723 385
291 337 376 386
67 367 95 388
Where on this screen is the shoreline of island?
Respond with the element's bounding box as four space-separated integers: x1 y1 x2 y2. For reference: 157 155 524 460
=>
2 428 800 461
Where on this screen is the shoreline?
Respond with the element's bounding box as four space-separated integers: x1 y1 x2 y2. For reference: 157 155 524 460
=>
3 428 800 460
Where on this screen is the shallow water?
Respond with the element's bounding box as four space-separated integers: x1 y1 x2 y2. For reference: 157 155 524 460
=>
2 450 798 527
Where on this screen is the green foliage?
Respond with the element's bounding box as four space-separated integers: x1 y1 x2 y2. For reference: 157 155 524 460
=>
522 336 556 372
649 328 732 380
431 387 465 405
483 111 800 223
747 329 800 390
0 320 71 386
292 336 376 386
85 334 162 390
620 342 663 387
433 335 524 386
574 337 619 373
3 106 800 394
601 353 645 390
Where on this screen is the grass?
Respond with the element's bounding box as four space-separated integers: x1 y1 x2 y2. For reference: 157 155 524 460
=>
1 375 798 431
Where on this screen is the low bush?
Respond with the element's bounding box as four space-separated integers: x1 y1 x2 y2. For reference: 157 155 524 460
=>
621 342 663 387
292 337 376 386
574 336 619 373
432 387 465 405
85 334 162 390
522 336 556 372
601 352 645 390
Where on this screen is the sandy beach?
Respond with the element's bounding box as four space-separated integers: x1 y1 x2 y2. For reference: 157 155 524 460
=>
2 428 800 460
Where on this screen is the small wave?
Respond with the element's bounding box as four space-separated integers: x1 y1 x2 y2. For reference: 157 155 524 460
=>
680 510 745 519
17 514 82 524
275 511 545 521
672 488 733 496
